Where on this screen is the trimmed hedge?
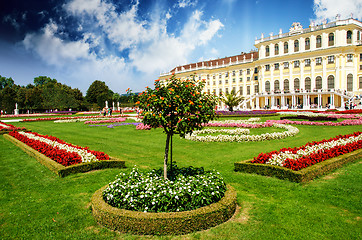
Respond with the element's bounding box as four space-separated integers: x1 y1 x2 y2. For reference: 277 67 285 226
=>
4 134 126 177
91 185 237 235
234 148 362 183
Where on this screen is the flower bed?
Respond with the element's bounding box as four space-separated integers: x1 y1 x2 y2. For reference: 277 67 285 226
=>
92 166 236 235
252 132 362 171
216 110 278 117
185 123 298 142
9 131 109 166
89 122 141 128
84 117 127 124
0 122 26 134
5 133 125 177
267 119 362 126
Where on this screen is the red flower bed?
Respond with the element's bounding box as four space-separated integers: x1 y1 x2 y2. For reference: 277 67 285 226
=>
252 132 362 171
9 131 109 166
0 122 26 131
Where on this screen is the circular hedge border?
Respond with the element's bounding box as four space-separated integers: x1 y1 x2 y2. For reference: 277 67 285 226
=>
91 184 237 235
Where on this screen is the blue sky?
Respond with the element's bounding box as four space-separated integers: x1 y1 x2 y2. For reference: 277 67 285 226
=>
0 0 361 94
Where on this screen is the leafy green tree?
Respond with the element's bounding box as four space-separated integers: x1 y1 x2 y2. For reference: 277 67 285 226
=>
137 74 218 179
0 76 14 90
0 86 16 113
86 80 112 109
222 90 244 111
34 76 54 87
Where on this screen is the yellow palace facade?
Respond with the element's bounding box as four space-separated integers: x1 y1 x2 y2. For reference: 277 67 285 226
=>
159 17 362 110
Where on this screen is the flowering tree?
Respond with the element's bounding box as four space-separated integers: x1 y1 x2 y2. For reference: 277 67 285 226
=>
136 74 218 179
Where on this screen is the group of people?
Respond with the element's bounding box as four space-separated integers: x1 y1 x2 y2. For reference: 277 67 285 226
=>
101 107 112 116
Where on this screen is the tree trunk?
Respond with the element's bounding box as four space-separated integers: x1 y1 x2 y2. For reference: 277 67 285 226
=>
163 134 171 179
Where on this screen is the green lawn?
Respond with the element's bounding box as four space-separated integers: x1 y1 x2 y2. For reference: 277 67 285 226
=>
0 118 361 239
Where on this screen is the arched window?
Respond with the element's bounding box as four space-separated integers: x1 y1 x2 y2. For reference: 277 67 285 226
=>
284 79 289 91
305 77 311 91
327 75 335 89
274 80 280 91
265 81 270 92
275 44 279 55
265 46 270 57
305 38 310 50
284 42 288 53
294 40 299 52
294 78 300 90
347 30 352 44
328 33 334 46
316 35 322 48
347 74 353 91
315 76 322 89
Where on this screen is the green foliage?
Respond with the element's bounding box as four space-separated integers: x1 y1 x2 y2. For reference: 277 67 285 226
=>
222 90 244 111
0 75 14 89
138 75 218 137
86 80 113 109
0 85 16 113
103 166 226 213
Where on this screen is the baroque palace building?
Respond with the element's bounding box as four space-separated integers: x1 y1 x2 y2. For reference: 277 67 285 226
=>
159 17 362 110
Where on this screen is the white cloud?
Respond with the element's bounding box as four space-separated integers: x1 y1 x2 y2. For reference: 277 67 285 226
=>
176 0 198 8
21 0 224 93
23 21 91 66
313 0 362 23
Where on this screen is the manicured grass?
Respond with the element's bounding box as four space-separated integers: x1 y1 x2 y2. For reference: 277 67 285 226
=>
1 118 361 239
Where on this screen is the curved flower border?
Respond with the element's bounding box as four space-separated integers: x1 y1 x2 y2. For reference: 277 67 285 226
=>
185 123 299 142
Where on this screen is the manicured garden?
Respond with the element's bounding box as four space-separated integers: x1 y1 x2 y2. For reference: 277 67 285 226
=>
0 114 361 239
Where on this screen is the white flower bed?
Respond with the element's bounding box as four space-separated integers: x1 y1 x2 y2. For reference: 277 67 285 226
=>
17 131 98 163
209 118 261 123
54 118 103 123
185 123 299 142
266 134 362 166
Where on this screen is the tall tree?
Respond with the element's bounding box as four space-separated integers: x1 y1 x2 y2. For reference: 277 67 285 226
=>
137 74 218 179
222 90 244 111
1 86 16 113
86 80 112 108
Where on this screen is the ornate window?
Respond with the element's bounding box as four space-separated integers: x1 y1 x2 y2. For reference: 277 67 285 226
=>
347 54 353 62
305 59 311 66
274 63 279 70
274 80 280 91
294 40 299 52
284 42 289 53
315 76 322 89
359 77 362 89
254 84 259 93
305 38 310 50
328 55 335 64
247 86 250 95
266 46 270 57
275 44 279 55
347 30 352 44
316 35 322 48
294 60 300 68
294 78 300 90
265 81 270 92
305 77 311 91
239 86 243 95
283 62 289 68
327 75 335 89
265 64 270 71
328 33 334 46
284 79 289 91
239 69 243 75
316 57 322 65
347 74 353 91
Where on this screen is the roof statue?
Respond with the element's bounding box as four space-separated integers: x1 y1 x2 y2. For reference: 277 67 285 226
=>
289 22 303 34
